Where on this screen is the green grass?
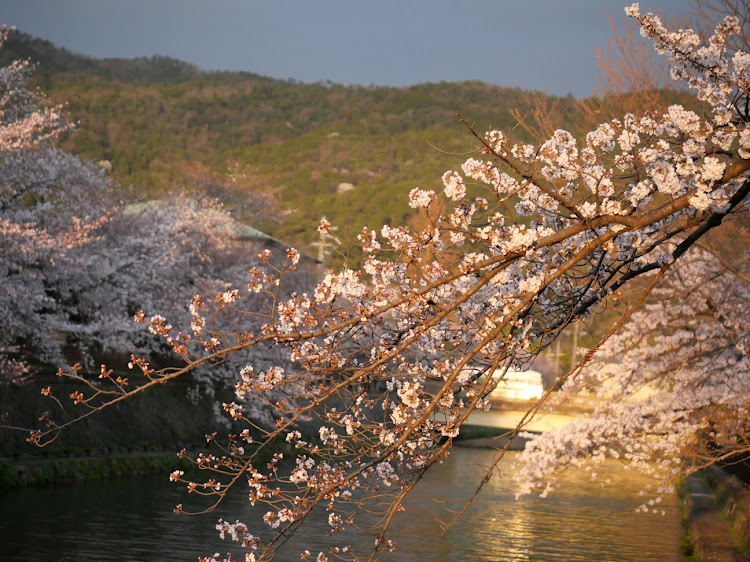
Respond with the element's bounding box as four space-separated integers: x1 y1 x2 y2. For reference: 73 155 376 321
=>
0 453 192 491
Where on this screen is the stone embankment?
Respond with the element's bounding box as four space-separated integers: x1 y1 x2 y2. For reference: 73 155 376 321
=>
683 466 750 561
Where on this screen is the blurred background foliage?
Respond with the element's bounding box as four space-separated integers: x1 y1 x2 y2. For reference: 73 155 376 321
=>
1 30 585 254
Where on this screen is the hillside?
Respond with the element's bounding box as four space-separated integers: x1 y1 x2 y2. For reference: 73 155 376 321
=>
3 30 581 255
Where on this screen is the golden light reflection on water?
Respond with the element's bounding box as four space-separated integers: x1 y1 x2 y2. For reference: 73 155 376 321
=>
397 448 682 561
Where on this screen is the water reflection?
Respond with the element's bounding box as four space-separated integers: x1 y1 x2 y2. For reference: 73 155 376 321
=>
0 448 681 561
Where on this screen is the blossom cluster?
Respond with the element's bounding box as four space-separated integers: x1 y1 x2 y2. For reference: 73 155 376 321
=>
517 248 749 501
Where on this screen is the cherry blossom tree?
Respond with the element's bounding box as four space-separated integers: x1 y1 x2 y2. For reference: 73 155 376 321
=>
0 28 290 385
0 27 68 152
516 243 749 506
0 25 107 381
0 146 116 371
67 195 239 359
11 5 750 561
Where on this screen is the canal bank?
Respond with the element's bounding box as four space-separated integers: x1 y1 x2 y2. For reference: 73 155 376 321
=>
682 466 750 561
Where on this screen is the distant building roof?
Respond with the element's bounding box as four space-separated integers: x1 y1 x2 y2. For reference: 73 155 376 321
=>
122 198 317 261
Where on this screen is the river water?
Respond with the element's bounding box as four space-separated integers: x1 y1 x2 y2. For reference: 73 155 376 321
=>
0 448 682 561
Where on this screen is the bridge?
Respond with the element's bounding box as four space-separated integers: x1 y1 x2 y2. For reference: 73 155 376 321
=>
463 395 600 433
420 376 601 434
466 406 576 432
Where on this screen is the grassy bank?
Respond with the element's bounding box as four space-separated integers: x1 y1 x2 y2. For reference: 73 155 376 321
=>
0 452 192 491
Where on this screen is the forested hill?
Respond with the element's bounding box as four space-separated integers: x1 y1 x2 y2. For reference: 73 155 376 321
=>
3 29 580 251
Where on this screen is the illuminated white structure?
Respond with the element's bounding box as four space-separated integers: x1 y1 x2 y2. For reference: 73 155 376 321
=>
488 369 545 402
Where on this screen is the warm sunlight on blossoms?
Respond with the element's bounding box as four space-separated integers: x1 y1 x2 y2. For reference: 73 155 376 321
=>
2 4 749 561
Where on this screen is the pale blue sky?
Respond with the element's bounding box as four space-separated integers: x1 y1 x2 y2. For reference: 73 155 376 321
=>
1 1 688 97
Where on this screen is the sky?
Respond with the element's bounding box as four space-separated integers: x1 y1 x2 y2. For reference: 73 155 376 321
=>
1 0 689 98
